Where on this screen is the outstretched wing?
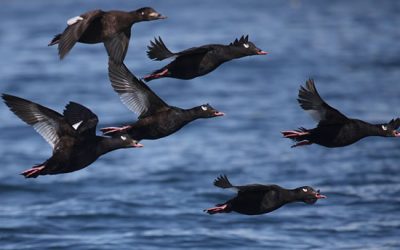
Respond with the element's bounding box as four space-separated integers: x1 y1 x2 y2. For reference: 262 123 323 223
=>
63 102 99 136
108 60 169 118
2 94 69 148
298 79 349 125
58 9 104 59
104 29 131 64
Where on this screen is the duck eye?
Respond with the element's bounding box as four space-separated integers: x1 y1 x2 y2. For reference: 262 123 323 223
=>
120 135 127 141
201 105 208 111
302 188 308 192
382 125 388 131
141 12 145 15
243 43 249 48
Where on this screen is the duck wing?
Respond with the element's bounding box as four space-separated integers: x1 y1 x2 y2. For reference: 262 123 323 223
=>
2 94 72 149
298 79 349 125
108 60 169 119
58 9 104 59
63 102 99 136
104 29 131 64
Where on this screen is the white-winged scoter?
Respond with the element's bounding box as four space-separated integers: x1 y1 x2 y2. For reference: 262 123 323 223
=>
204 175 326 215
100 60 224 139
2 94 142 178
143 35 267 82
282 79 400 148
48 7 166 63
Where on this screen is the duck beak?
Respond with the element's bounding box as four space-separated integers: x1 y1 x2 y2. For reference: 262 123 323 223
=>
214 111 225 117
151 12 167 19
257 50 268 55
393 131 400 137
315 191 327 199
132 142 144 148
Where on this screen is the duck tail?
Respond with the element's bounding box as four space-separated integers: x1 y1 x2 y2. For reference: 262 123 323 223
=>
214 174 234 189
48 34 62 46
146 37 175 61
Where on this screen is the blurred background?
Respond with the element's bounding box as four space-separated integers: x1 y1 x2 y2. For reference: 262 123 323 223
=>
0 0 399 249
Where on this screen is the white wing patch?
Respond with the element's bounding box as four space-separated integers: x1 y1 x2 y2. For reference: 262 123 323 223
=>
72 120 83 130
67 16 83 26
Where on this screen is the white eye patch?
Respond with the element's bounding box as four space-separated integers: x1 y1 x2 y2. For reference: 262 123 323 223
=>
243 43 249 48
120 135 127 141
302 188 308 192
382 125 388 131
67 16 83 26
201 106 208 111
72 121 83 130
141 12 145 15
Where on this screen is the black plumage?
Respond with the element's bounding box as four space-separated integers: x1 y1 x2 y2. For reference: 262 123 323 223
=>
48 7 166 63
100 60 224 140
204 175 326 215
2 94 142 178
282 79 400 148
143 35 267 81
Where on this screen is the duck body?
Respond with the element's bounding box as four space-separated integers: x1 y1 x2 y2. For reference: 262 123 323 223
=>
144 35 267 81
121 107 198 140
101 61 224 140
49 7 166 63
2 94 141 178
282 79 400 148
204 175 326 215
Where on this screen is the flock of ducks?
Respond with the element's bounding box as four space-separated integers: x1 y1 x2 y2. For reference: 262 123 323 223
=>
3 6 399 216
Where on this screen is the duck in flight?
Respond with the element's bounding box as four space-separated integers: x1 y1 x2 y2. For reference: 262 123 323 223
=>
101 60 224 140
2 94 142 178
204 175 326 215
48 7 166 63
282 79 400 148
143 35 267 82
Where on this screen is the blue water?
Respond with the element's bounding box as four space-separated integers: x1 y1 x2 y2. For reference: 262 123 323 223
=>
1 0 400 249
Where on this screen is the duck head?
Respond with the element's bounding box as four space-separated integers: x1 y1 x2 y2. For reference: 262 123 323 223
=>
135 7 167 21
296 186 326 204
229 35 267 56
379 118 400 137
195 104 225 118
118 134 143 148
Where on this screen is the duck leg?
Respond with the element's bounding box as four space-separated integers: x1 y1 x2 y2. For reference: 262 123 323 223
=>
143 68 169 81
281 130 310 138
100 125 131 135
291 140 312 148
204 204 228 214
21 165 45 178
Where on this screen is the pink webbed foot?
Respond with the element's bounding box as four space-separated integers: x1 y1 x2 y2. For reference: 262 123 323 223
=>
143 69 169 81
204 204 228 215
281 130 310 138
101 126 131 135
291 140 313 148
21 165 45 178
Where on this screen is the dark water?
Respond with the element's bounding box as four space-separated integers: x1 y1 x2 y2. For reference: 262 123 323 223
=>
1 0 400 249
